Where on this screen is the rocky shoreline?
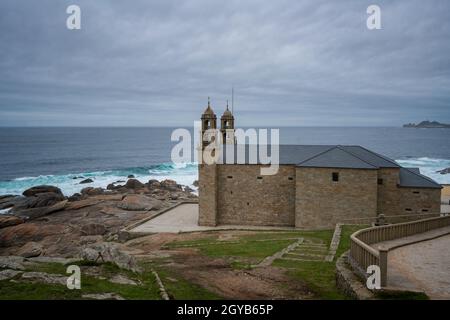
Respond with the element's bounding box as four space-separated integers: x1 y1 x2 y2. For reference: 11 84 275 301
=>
0 178 197 258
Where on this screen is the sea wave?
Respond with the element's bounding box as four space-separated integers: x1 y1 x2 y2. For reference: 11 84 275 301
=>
0 158 449 198
396 157 450 184
0 162 199 197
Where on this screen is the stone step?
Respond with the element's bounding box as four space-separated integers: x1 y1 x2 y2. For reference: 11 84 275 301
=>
279 257 324 262
299 243 327 247
296 245 328 250
284 252 326 258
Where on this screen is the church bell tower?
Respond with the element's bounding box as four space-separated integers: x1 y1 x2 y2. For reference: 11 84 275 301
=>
201 97 217 149
220 101 235 144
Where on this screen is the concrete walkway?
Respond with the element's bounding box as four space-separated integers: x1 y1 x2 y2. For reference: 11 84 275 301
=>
376 227 450 299
130 203 296 233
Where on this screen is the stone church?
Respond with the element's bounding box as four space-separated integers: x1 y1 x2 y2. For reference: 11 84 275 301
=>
198 101 442 229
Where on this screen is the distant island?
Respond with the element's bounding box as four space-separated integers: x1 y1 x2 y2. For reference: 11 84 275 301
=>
403 120 450 128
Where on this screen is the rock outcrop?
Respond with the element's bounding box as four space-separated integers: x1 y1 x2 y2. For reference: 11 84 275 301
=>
437 167 450 175
80 242 139 272
117 194 162 211
80 178 94 184
17 241 43 258
0 215 24 229
23 186 63 197
125 179 144 190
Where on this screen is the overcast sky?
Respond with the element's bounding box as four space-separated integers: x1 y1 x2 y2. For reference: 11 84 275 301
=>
0 0 449 127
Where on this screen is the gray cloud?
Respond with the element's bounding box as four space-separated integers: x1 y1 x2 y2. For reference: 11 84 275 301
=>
0 0 449 126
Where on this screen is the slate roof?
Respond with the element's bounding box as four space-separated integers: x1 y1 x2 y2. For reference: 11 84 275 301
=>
399 167 442 189
297 146 377 169
215 144 441 188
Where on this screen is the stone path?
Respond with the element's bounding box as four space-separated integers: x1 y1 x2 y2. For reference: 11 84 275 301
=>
325 223 342 262
279 238 328 262
386 233 450 299
255 238 304 267
129 203 296 233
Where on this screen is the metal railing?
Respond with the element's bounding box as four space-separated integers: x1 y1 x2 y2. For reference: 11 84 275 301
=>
349 215 450 287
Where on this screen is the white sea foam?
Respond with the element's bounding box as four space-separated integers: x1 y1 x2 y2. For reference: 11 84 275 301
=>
0 162 199 198
396 157 450 184
0 158 449 208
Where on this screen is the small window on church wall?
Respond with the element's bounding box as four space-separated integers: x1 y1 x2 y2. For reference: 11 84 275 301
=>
377 179 383 185
288 177 293 181
413 191 420 194
422 209 428 212
405 208 412 212
257 176 263 180
332 172 339 182
227 176 233 179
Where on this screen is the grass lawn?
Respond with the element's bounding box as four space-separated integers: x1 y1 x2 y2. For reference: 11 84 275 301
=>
0 261 161 300
164 226 369 300
1 225 370 300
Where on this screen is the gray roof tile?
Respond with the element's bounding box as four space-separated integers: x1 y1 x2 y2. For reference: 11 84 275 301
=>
297 146 377 169
399 168 441 189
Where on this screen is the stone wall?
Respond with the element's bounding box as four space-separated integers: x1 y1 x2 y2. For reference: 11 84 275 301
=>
376 168 441 222
295 167 378 229
198 164 218 226
199 163 441 228
216 165 296 226
396 187 441 218
376 168 400 217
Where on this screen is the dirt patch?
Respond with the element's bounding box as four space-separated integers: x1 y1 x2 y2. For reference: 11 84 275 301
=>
124 231 312 299
164 253 311 299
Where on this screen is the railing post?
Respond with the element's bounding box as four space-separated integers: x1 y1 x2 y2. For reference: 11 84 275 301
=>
379 247 388 287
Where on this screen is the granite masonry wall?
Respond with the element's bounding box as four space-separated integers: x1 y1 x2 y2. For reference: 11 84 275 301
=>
295 167 378 229
198 164 218 226
198 164 441 228
216 165 296 226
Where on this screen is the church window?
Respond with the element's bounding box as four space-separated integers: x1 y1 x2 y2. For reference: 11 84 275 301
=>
332 172 339 182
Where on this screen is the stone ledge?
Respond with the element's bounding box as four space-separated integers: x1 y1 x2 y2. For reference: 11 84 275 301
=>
335 251 375 300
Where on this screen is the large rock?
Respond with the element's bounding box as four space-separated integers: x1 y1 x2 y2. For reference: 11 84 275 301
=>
80 178 94 184
80 242 139 272
437 167 450 175
0 223 68 247
0 195 20 210
0 215 24 229
17 242 43 258
0 256 26 270
109 274 138 286
12 200 68 220
0 269 23 281
125 179 144 190
14 192 66 210
192 180 199 187
81 223 106 236
81 187 104 196
117 194 162 211
23 185 63 197
21 272 67 285
147 179 160 188
160 179 182 191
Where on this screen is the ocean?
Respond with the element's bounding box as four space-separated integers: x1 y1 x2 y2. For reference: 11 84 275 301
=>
0 127 449 198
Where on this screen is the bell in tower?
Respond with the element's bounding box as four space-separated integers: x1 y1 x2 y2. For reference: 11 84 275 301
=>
220 101 235 144
201 97 217 149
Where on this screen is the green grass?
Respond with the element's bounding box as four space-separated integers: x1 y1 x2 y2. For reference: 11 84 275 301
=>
272 259 347 299
166 230 334 261
335 225 370 260
0 226 370 300
139 261 222 300
0 261 161 300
